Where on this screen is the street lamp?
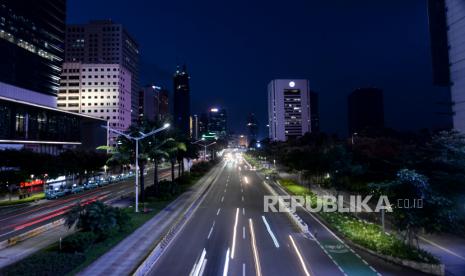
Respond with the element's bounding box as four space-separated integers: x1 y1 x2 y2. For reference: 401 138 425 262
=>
103 123 170 212
192 139 217 160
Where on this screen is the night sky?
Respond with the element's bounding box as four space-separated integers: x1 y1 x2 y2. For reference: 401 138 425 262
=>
68 0 450 138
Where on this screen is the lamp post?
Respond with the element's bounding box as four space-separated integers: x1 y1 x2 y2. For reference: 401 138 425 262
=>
192 139 216 161
103 123 170 212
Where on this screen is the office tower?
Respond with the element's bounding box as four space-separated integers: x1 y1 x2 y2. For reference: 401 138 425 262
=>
158 88 170 120
268 79 311 141
0 0 66 107
427 0 465 132
310 91 320 132
208 107 227 138
139 85 170 123
0 0 106 154
173 65 190 136
198 112 209 137
347 88 384 135
65 20 139 122
247 113 258 140
191 114 199 140
57 63 131 146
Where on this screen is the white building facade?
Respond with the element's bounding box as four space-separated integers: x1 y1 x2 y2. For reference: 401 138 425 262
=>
445 0 465 132
268 79 311 141
57 63 131 146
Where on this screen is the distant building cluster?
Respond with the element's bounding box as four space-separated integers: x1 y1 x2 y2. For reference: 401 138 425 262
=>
190 107 228 141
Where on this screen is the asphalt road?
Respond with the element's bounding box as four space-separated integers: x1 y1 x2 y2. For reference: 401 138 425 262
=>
0 167 174 242
148 156 428 276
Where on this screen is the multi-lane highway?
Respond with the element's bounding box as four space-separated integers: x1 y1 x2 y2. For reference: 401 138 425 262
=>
147 155 427 276
0 167 173 243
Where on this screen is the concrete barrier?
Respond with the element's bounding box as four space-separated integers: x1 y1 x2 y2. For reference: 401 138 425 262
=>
0 218 65 250
262 180 309 234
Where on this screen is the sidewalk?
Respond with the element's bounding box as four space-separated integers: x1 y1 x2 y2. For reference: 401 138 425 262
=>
78 163 223 276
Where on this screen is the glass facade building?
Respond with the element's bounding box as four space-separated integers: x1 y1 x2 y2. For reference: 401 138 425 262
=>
0 96 107 154
0 0 66 98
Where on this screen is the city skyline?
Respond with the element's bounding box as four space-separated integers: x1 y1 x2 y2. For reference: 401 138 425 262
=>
68 0 452 137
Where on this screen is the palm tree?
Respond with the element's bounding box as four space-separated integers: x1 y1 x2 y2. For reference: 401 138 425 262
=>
148 138 173 196
165 140 187 182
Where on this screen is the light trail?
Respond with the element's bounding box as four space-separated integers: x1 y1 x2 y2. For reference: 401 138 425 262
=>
223 248 230 276
231 208 240 259
249 219 262 276
289 235 311 276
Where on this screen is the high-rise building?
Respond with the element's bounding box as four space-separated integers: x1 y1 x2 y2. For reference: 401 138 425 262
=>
247 113 258 140
347 88 384 135
65 20 140 122
208 107 227 138
310 91 320 132
0 0 66 107
173 65 190 136
268 79 311 141
0 0 107 154
190 114 199 140
138 85 170 123
57 63 131 146
198 112 208 137
427 0 465 132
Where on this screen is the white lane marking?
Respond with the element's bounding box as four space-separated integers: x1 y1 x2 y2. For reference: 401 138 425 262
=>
217 208 221 215
261 215 280 248
207 221 215 239
289 235 311 276
241 188 243 193
249 219 262 276
224 189 227 193
223 248 230 276
243 176 249 184
231 208 240 259
242 263 246 276
221 196 224 202
243 226 246 239
242 208 245 216
242 196 245 202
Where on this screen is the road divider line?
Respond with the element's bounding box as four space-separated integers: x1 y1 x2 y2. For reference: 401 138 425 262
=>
249 219 262 276
217 208 221 216
207 221 215 239
289 235 311 276
242 196 244 202
242 208 245 216
223 248 230 276
243 226 246 239
221 196 224 202
231 208 240 259
261 216 279 248
242 263 246 276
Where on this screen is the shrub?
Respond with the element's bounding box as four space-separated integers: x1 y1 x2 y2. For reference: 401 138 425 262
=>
65 201 131 240
62 232 97 253
0 252 85 276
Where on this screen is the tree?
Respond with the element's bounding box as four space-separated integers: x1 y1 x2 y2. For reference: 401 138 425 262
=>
371 169 455 247
65 201 130 239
